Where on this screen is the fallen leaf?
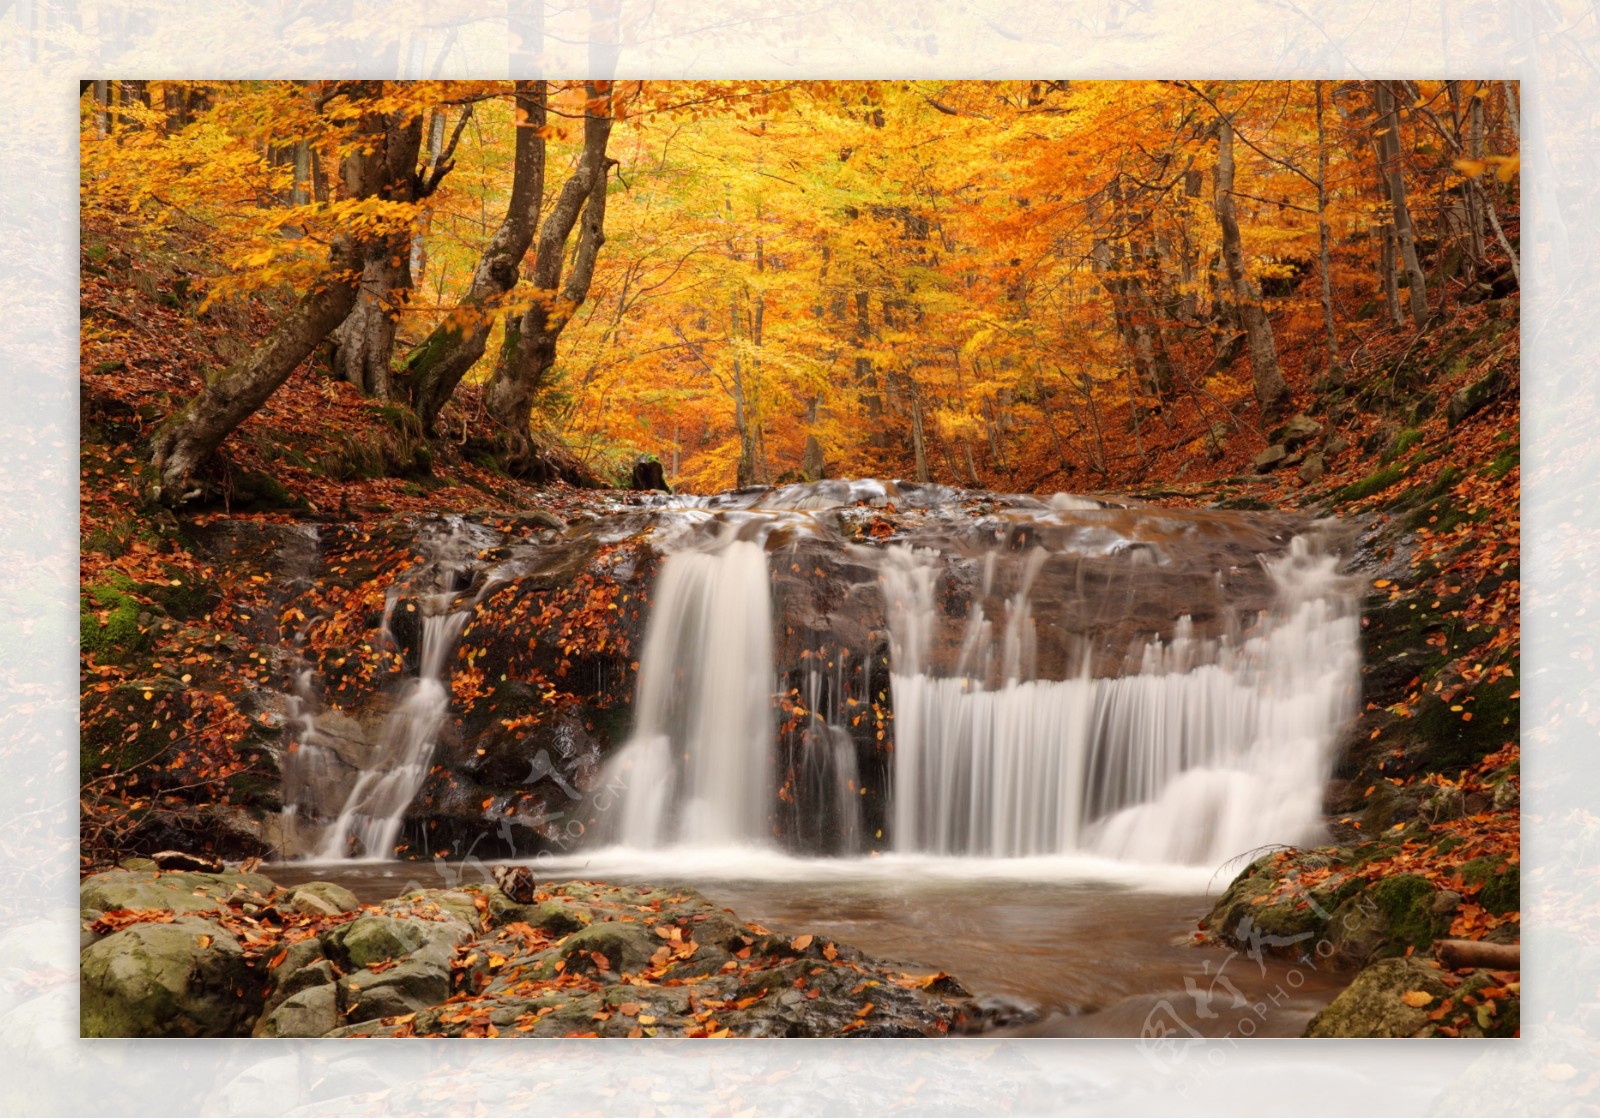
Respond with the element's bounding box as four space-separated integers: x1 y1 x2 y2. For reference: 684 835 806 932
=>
791 933 814 951
1400 990 1434 1007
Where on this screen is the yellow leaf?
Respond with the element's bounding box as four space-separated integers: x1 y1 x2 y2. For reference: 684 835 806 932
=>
1453 158 1487 177
1400 990 1434 1007
1494 154 1520 182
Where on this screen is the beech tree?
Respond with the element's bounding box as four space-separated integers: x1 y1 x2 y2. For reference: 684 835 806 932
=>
400 80 549 430
149 81 394 503
483 81 616 472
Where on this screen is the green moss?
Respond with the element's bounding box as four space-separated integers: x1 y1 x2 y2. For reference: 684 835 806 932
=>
1368 874 1449 954
148 567 219 622
1458 857 1520 914
1484 449 1519 479
1335 463 1408 503
80 575 146 660
1381 428 1424 465
225 468 305 512
1215 495 1273 511
1411 672 1519 770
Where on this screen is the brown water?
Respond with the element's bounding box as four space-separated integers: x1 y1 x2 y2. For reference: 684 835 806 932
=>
272 859 1348 1038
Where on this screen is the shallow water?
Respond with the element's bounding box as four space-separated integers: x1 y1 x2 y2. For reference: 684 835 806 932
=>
274 853 1348 1038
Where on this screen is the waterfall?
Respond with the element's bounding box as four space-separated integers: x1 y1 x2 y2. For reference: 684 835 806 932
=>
592 535 777 848
313 606 473 859
282 483 1361 872
284 517 490 861
884 535 1361 866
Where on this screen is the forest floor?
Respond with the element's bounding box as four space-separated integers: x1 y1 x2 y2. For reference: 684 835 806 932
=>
76 214 1522 1037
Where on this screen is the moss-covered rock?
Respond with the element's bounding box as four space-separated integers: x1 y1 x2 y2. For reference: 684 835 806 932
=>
80 868 277 920
1304 956 1453 1037
1458 856 1520 915
80 918 260 1037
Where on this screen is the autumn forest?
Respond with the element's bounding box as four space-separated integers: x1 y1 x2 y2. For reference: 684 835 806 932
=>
79 79 1521 1041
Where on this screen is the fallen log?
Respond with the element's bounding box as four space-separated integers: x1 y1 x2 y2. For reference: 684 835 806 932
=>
150 850 225 873
1433 938 1520 972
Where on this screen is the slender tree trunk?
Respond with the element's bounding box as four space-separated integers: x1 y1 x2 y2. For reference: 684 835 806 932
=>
483 82 615 472
1315 81 1339 369
330 108 426 401
403 82 546 430
1213 119 1293 421
1372 81 1429 323
150 82 389 504
911 392 929 482
92 80 109 137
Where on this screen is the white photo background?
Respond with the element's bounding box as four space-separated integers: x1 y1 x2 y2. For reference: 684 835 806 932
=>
2 1 1583 1113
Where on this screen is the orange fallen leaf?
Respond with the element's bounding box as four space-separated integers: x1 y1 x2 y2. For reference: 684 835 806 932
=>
791 933 814 951
1400 990 1434 1007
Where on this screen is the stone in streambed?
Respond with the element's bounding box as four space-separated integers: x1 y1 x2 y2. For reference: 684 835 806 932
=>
80 917 259 1037
79 868 277 919
254 984 340 1039
287 880 359 917
1253 445 1289 473
1304 956 1451 1037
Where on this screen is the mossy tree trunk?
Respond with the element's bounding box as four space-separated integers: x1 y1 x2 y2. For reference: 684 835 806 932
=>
402 81 547 432
482 82 614 473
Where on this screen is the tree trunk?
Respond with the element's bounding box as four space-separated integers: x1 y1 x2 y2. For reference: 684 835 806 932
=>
149 82 390 504
403 82 547 430
1371 81 1429 324
1213 119 1292 420
911 393 929 483
1315 81 1339 368
330 108 426 400
483 82 614 472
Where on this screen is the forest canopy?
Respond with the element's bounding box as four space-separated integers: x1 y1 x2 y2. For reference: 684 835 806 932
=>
79 78 1520 498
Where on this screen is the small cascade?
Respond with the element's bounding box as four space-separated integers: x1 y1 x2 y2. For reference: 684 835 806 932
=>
314 606 473 859
282 517 494 861
277 481 1362 872
785 665 864 853
592 534 777 848
885 534 1361 865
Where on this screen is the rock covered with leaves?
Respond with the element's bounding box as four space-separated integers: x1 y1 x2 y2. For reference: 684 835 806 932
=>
78 867 981 1038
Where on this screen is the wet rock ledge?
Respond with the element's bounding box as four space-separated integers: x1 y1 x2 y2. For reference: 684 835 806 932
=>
79 866 979 1038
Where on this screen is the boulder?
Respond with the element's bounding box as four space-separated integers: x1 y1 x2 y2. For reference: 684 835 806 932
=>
322 916 433 969
1274 413 1323 450
558 920 659 977
1252 445 1289 473
1304 956 1452 1037
1298 454 1326 484
254 984 340 1038
341 950 454 1023
80 917 260 1037
1448 368 1509 427
80 869 277 918
1326 877 1462 968
287 881 360 917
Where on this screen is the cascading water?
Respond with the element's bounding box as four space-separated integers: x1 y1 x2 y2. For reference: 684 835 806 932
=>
313 605 473 859
277 481 1360 873
592 531 778 847
580 482 1361 870
281 517 494 861
884 535 1361 865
